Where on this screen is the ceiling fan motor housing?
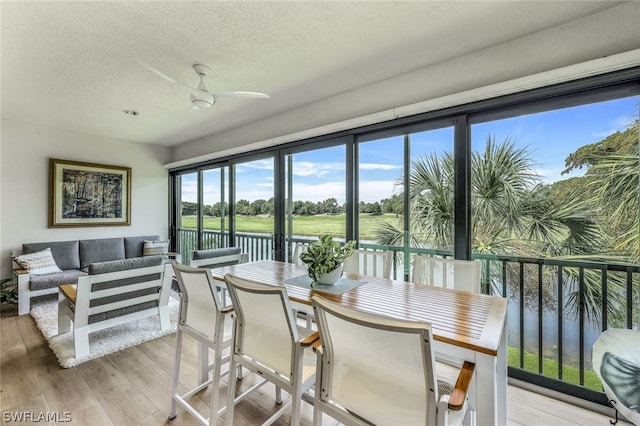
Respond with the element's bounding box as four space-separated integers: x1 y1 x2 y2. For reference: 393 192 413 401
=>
190 93 214 108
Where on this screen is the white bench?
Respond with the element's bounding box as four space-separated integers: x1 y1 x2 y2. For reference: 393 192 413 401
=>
58 263 174 358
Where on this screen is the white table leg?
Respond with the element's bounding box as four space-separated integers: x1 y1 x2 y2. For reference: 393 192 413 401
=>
473 326 507 426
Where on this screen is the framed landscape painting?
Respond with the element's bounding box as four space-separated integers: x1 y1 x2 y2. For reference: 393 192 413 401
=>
49 158 131 227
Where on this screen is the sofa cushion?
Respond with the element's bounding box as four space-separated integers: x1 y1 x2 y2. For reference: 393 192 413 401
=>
88 255 164 275
79 238 125 270
124 235 161 259
29 269 87 291
193 246 241 259
13 248 63 276
23 240 80 270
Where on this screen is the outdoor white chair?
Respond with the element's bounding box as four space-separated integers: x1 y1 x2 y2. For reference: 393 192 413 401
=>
343 248 392 279
189 247 249 269
311 294 476 426
291 241 310 265
592 328 640 426
168 262 234 426
190 247 248 304
224 274 319 426
412 255 481 293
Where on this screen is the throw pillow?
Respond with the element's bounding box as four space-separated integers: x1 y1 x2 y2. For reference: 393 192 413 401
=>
143 240 169 258
13 248 63 276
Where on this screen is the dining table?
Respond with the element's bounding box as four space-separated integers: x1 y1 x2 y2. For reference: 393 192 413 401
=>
210 259 508 426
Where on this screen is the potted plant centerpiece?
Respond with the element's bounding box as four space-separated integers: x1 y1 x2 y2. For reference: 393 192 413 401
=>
300 235 356 285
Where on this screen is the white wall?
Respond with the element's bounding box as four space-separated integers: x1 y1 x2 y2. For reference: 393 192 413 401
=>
0 119 171 279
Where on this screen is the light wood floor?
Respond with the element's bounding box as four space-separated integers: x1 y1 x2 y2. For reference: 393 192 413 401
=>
0 306 628 426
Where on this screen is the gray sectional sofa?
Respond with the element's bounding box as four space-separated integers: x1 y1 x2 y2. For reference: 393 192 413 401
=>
14 235 168 315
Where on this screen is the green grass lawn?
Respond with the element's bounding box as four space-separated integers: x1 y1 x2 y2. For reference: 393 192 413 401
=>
508 346 602 391
181 213 400 240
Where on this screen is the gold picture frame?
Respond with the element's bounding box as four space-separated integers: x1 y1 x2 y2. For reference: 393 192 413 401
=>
49 158 131 227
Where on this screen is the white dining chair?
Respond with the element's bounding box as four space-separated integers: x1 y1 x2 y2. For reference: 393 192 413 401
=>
343 248 392 279
189 247 249 269
412 255 481 293
190 247 248 304
311 294 476 426
291 241 310 265
168 262 234 426
224 274 319 426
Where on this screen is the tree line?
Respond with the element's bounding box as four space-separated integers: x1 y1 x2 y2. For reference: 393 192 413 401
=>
182 195 404 217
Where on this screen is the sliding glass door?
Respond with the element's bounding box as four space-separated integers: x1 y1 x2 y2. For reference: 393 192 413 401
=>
175 171 198 265
283 143 348 262
232 156 275 261
202 167 230 250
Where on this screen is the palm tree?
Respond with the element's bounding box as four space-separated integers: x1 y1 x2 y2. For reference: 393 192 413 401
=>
375 136 617 324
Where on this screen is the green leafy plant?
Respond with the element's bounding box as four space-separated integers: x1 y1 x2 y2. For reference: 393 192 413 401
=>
299 235 356 284
0 278 17 305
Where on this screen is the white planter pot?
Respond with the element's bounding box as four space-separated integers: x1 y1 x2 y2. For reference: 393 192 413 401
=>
317 264 344 285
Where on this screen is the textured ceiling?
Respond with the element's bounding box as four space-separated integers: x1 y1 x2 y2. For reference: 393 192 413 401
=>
0 1 631 148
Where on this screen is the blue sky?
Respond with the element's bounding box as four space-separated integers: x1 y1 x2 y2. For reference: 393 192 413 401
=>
184 96 638 204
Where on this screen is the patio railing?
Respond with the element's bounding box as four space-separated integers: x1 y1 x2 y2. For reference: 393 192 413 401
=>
177 228 639 405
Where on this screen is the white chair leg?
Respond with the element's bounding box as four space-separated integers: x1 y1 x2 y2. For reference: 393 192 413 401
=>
236 364 243 379
313 404 322 426
209 341 223 425
225 357 239 426
73 326 89 358
158 305 170 330
275 386 283 405
169 330 183 420
197 341 209 385
290 388 302 426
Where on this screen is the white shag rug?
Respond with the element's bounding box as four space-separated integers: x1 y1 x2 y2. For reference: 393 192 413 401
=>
31 297 179 368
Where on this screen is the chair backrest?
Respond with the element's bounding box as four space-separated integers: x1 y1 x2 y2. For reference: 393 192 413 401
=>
189 247 248 269
73 260 171 327
412 255 481 293
224 274 299 382
291 242 310 265
312 294 438 425
343 248 392 279
172 262 225 342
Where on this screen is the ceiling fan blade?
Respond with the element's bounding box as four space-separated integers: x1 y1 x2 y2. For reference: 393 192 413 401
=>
213 91 271 99
137 58 204 95
136 58 180 84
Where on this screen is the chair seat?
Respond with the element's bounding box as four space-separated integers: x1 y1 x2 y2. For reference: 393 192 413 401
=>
242 325 316 383
436 360 463 384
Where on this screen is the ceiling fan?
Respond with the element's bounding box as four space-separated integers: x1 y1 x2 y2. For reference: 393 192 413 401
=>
137 59 270 111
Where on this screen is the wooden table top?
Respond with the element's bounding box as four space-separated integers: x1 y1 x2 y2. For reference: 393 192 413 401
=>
211 260 508 356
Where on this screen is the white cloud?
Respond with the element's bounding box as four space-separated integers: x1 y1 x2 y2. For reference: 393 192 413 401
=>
538 167 585 184
359 180 398 202
593 113 636 138
359 163 402 171
292 182 346 203
236 188 274 201
235 159 274 172
180 179 198 203
293 161 345 177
